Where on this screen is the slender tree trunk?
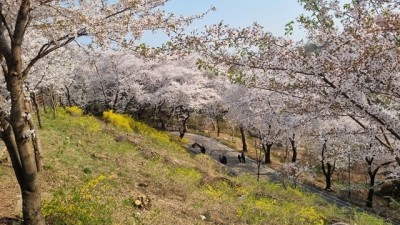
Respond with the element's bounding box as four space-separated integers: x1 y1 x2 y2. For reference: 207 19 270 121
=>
179 112 190 139
64 85 72 107
284 138 288 162
321 140 335 191
365 156 378 208
240 126 247 152
59 95 65 108
254 139 261 181
216 117 221 137
40 92 47 114
112 90 119 111
289 134 297 163
48 89 57 118
30 92 42 129
366 170 377 208
123 96 136 113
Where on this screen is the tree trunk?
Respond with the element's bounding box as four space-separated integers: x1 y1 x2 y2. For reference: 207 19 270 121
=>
322 163 334 191
123 96 136 114
48 89 57 118
59 95 65 108
179 112 190 139
240 126 247 152
30 92 42 129
321 141 335 191
40 92 47 114
64 85 73 107
112 90 119 111
366 172 376 208
216 117 221 137
289 134 297 163
365 166 380 207
262 142 273 164
257 160 261 181
365 156 379 208
6 74 45 225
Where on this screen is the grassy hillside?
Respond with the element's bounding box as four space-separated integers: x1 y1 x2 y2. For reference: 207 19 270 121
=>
0 108 391 224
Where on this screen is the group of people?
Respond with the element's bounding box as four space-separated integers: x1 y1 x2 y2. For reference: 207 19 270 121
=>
218 151 246 165
192 141 246 165
238 152 246 163
218 155 228 164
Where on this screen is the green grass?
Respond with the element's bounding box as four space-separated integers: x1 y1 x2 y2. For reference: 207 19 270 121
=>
32 108 392 225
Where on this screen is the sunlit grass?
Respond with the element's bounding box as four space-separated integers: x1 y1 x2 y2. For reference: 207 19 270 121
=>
34 108 391 225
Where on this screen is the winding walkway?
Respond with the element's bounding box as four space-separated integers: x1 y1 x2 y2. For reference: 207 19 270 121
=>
176 132 400 225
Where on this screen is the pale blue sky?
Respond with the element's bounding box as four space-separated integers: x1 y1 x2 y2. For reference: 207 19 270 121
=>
141 0 308 46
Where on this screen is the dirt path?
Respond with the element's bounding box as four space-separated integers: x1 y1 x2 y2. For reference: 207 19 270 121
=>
178 133 275 176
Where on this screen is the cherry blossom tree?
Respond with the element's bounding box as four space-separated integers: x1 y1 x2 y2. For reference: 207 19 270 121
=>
145 56 223 137
176 0 400 167
224 85 284 163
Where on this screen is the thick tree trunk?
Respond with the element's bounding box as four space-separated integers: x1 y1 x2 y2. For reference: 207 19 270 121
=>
240 126 247 152
262 142 273 164
322 163 334 191
7 74 45 225
366 172 376 208
325 174 332 191
21 189 45 225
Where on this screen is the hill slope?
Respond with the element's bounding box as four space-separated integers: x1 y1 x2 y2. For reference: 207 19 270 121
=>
0 109 391 225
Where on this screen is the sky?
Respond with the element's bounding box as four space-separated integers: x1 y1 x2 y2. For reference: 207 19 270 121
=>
141 0 308 46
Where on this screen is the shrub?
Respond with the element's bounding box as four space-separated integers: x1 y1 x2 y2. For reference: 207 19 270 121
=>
43 175 112 225
65 106 84 116
103 110 133 131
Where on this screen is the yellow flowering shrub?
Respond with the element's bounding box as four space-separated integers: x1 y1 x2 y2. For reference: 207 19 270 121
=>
298 207 324 225
65 106 84 116
103 110 133 131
